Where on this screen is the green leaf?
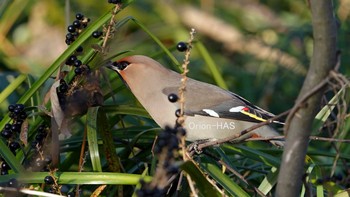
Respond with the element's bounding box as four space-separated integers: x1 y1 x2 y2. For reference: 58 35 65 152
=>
198 157 250 197
86 107 103 172
99 107 121 172
181 160 222 197
0 74 27 104
222 144 281 167
258 167 278 195
312 86 346 133
103 105 150 118
0 172 151 185
195 41 228 90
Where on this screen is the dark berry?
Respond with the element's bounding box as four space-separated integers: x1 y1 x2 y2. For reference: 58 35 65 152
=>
74 67 82 75
44 176 55 185
74 60 82 67
9 141 20 152
66 33 74 40
177 42 188 52
168 137 179 150
76 13 84 20
69 55 78 62
72 20 81 28
31 140 40 148
16 104 25 111
47 187 56 193
9 112 15 119
4 124 11 130
38 124 46 132
1 162 9 170
65 39 73 45
1 129 12 139
108 0 122 4
175 109 182 117
92 31 102 38
10 124 20 133
1 170 8 175
8 104 15 112
15 120 23 125
59 83 69 93
35 133 45 142
19 112 27 120
13 109 22 116
66 55 77 65
76 46 83 53
67 25 76 33
7 178 18 188
60 79 67 85
168 93 178 103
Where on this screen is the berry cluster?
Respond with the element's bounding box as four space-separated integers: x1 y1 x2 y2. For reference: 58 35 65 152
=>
137 180 166 197
153 126 185 155
65 13 90 45
108 0 122 4
0 104 28 175
65 51 90 75
2 104 27 151
31 124 48 150
137 126 186 197
56 79 69 110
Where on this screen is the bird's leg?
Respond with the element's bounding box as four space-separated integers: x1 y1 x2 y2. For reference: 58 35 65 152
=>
187 139 214 155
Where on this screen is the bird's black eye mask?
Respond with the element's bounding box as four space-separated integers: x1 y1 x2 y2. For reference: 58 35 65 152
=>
113 61 130 70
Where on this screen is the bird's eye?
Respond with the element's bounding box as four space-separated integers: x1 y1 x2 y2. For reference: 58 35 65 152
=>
113 61 130 70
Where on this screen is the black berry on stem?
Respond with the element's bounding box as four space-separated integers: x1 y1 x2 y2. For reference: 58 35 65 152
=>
176 42 188 52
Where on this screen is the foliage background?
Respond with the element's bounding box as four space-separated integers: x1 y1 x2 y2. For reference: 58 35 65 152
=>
0 0 349 196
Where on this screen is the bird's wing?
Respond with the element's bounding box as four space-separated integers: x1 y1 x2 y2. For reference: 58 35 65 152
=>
162 79 279 124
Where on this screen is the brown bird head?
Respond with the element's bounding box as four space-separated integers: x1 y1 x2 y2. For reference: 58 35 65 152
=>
106 55 175 91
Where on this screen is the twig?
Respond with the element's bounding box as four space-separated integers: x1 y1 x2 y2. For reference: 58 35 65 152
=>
101 4 121 51
177 28 196 127
246 136 350 143
284 76 330 133
176 28 197 196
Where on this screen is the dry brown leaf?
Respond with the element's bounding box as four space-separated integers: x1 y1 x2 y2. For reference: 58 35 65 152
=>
90 185 107 197
20 119 29 146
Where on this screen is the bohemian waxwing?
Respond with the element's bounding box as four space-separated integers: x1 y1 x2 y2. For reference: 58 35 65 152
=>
107 55 283 147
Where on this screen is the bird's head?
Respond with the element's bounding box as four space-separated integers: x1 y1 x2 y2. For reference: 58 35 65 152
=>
106 55 175 91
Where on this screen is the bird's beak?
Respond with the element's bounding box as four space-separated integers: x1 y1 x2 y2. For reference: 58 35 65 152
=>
105 61 119 72
105 61 130 72
105 60 130 89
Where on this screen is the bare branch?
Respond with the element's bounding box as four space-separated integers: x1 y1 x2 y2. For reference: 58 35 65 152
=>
276 1 338 196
